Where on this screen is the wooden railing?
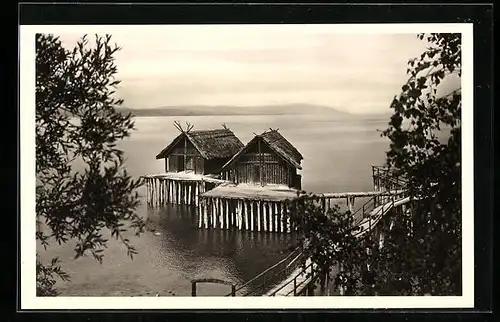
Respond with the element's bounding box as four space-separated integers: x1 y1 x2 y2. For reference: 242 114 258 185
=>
266 190 410 297
267 260 316 296
224 248 304 296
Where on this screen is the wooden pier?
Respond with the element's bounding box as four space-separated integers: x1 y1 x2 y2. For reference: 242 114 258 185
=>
197 183 300 232
143 123 410 235
142 172 228 208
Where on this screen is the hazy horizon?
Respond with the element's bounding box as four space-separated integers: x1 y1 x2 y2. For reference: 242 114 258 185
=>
52 25 458 115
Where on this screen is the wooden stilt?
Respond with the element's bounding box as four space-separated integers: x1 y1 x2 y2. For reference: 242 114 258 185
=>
198 201 203 228
262 202 269 232
151 179 154 206
160 179 165 206
257 201 261 232
230 200 234 228
212 198 217 228
166 180 170 204
219 198 226 229
177 181 181 205
250 202 254 231
203 199 209 229
225 199 230 229
268 202 273 232
146 179 149 207
274 203 279 232
172 181 176 204
159 179 162 205
237 200 242 230
286 204 291 233
245 200 250 231
280 203 285 233
154 179 157 207
195 183 199 206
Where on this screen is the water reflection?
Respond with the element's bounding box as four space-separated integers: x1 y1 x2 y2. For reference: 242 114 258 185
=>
145 204 293 295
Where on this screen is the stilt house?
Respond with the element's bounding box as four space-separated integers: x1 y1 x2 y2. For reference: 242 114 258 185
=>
155 123 244 176
220 129 303 189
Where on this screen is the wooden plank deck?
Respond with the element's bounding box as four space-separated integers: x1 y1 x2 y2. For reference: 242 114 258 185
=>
141 171 228 183
200 183 300 201
266 196 411 296
354 196 410 238
265 258 316 296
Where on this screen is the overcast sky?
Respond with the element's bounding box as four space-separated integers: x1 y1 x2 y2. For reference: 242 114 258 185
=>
55 25 431 114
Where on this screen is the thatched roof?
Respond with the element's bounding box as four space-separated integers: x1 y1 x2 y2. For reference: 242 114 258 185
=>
222 129 303 170
156 128 244 160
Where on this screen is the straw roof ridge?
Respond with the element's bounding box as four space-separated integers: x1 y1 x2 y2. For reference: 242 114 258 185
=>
156 128 244 160
259 129 303 167
221 129 303 170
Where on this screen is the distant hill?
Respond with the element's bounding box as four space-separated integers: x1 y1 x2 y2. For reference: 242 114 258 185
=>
117 104 353 117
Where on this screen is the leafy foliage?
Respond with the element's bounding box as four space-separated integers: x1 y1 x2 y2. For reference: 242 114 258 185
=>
35 34 145 296
297 33 462 296
288 195 373 295
380 33 462 295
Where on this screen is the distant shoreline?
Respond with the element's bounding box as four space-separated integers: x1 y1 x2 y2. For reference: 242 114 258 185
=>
116 104 391 119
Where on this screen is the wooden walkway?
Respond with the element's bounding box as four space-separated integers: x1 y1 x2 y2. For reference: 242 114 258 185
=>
265 194 412 297
265 258 317 296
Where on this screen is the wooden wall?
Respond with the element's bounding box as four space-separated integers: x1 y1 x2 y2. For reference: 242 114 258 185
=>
165 136 204 174
224 138 298 187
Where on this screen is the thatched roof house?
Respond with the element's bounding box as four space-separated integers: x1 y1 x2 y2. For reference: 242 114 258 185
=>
156 124 244 175
221 129 303 189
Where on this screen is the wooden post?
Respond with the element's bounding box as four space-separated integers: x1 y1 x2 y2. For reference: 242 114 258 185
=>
268 203 274 232
225 199 230 230
257 201 261 231
245 200 250 230
167 180 171 204
178 181 181 205
172 181 176 204
178 181 182 205
258 137 263 186
230 200 234 228
274 203 279 232
237 199 243 230
188 184 192 205
195 183 199 207
219 198 224 229
239 199 244 230
250 201 254 231
162 179 166 205
159 179 162 205
263 202 268 232
152 179 155 207
286 207 291 233
212 198 217 228
204 199 209 229
145 178 149 207
198 201 203 228
280 203 284 233
182 182 186 205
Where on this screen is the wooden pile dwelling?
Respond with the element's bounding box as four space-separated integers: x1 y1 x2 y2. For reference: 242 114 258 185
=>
197 129 304 232
143 123 409 234
143 122 243 208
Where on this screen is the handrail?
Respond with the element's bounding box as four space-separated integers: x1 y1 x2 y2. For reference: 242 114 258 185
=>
224 248 302 296
353 195 409 238
268 261 315 296
240 252 306 296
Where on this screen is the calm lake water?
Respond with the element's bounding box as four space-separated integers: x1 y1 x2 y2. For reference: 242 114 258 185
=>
37 114 390 296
